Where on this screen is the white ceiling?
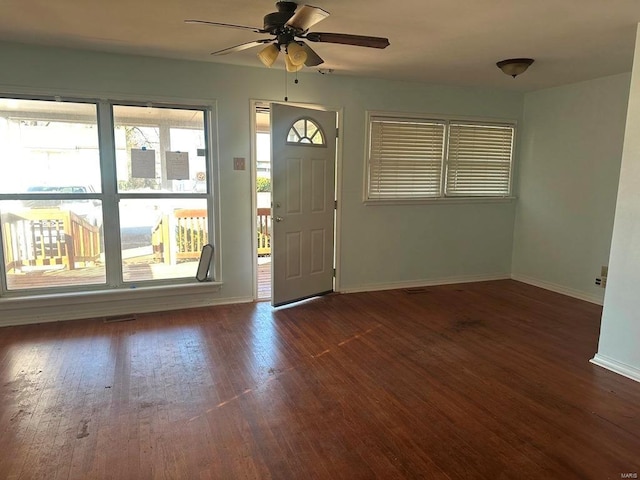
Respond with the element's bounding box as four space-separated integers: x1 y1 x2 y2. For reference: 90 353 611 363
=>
1 0 640 92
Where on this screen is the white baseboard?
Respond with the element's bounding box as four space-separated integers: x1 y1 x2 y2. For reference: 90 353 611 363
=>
590 354 640 383
0 272 606 326
0 284 253 327
510 273 604 305
338 273 511 295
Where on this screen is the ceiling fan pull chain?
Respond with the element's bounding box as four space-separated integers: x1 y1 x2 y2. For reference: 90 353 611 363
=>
284 68 288 102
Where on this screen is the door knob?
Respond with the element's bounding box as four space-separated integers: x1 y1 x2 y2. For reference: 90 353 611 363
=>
274 216 284 222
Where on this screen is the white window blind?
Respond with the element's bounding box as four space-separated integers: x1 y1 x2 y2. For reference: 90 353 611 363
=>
446 123 514 196
368 119 445 199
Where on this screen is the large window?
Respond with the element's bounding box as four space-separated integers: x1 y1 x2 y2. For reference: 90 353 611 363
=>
366 113 515 201
0 97 213 294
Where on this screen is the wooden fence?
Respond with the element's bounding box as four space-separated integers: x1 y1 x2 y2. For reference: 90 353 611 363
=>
2 208 100 272
152 209 208 264
257 208 271 256
151 207 272 264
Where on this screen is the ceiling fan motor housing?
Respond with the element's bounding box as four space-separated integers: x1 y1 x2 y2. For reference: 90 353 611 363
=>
263 1 298 34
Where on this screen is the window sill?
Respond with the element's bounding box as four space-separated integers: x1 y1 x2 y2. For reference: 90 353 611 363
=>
363 196 516 206
0 281 223 306
0 281 224 326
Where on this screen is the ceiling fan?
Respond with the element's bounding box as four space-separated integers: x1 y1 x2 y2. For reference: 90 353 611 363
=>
185 1 390 71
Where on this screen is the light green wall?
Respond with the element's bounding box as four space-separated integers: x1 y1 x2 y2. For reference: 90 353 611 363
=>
337 83 521 290
0 41 524 308
7 39 635 372
512 73 630 303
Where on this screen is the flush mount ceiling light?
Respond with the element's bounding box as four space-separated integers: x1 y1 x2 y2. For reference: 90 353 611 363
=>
496 58 534 78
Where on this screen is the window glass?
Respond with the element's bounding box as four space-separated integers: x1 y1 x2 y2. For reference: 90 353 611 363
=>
366 114 515 201
119 198 208 283
0 99 105 291
114 105 206 193
0 99 101 194
368 119 445 199
287 118 325 145
0 97 213 295
1 199 105 290
446 123 514 196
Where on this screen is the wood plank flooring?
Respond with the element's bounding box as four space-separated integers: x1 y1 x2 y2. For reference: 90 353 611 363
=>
0 280 638 479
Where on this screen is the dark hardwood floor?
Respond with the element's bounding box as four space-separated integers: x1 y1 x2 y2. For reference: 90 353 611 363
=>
0 280 638 479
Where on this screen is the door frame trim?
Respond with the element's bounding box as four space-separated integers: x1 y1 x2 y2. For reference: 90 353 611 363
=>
249 99 344 301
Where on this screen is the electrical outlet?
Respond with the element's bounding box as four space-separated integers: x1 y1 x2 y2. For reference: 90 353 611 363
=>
595 265 609 288
595 276 607 288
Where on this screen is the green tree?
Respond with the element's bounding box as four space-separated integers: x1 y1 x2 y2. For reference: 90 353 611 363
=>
256 177 271 192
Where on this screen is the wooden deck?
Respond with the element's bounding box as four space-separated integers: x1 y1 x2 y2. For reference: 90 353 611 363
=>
0 280 638 479
5 206 272 297
6 256 272 299
258 257 271 300
5 260 201 290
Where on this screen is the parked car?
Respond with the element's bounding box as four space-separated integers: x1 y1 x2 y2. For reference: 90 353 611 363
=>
23 185 102 226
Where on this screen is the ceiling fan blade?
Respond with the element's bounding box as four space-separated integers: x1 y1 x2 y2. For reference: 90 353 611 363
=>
185 19 266 34
300 42 324 67
305 32 390 49
211 39 273 56
285 5 329 31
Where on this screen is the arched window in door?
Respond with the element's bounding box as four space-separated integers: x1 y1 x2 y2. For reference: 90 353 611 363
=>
286 117 326 146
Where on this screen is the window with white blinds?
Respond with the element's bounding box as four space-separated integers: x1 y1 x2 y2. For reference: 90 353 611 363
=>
367 119 445 199
446 123 514 196
366 114 515 201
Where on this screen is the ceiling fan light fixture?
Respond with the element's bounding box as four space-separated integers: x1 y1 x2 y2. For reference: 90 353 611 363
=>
258 44 280 67
284 53 304 72
187 3 389 73
286 41 308 66
497 58 534 78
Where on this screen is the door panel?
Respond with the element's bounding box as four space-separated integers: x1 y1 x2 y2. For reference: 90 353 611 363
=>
310 229 326 274
286 157 302 214
311 158 327 212
271 104 336 307
285 231 302 279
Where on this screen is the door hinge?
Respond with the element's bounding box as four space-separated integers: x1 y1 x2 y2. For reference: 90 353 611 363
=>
336 127 339 138
333 268 336 277
334 200 337 209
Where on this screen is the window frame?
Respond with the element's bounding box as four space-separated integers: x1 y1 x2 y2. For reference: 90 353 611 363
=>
364 111 517 204
0 94 220 297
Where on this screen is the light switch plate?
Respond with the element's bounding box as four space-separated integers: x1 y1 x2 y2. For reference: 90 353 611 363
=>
233 157 246 170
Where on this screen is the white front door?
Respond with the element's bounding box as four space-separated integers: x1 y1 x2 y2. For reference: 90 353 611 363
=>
271 103 336 307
